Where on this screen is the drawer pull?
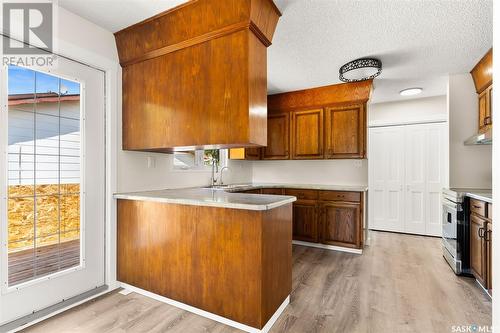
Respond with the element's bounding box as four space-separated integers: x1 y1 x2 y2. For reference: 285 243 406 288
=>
478 227 485 238
473 205 482 209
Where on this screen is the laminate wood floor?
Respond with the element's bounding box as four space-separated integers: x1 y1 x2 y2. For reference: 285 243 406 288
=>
22 231 492 333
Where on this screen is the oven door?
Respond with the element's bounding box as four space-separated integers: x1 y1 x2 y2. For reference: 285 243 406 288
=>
442 199 459 257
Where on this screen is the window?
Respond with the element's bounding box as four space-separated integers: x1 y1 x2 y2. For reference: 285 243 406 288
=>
7 65 82 286
173 149 227 171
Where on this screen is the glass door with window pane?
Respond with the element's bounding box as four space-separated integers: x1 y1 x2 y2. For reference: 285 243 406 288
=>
7 65 82 286
1 58 105 325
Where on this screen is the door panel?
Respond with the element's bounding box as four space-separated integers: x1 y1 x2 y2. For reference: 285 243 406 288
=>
322 202 360 248
245 147 261 160
325 104 364 158
470 214 486 286
425 124 445 236
1 59 105 324
369 123 445 236
291 109 323 159
262 113 289 160
292 200 318 242
368 127 405 232
404 125 427 235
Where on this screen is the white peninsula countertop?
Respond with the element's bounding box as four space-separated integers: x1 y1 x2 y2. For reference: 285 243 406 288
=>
114 187 296 211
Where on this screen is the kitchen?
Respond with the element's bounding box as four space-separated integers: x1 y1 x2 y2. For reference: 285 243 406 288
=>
0 1 497 333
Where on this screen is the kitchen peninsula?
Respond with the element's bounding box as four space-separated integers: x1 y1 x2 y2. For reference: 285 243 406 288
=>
114 188 295 333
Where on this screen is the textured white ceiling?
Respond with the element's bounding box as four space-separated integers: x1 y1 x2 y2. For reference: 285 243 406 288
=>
270 0 492 102
59 0 189 33
60 0 493 103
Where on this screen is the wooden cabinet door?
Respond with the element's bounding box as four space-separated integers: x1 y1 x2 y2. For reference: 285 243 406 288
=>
263 113 289 160
325 104 365 159
321 202 361 249
245 147 261 160
485 85 493 128
292 200 319 243
470 214 487 286
478 89 488 133
228 148 260 160
486 221 492 293
291 109 324 159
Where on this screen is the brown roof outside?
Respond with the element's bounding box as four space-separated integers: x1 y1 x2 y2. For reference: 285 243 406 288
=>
8 93 80 106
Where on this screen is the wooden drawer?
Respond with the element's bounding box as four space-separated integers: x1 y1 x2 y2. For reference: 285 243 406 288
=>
261 188 284 195
487 203 492 220
318 191 361 202
470 199 487 218
285 189 318 200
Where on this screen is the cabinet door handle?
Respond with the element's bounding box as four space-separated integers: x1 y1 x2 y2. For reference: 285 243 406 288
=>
484 229 490 242
473 205 482 210
484 116 491 126
478 227 485 239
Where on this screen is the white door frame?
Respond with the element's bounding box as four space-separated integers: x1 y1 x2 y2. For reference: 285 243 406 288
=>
0 32 120 327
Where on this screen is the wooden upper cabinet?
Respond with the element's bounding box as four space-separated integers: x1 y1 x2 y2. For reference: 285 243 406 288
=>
267 81 372 160
325 104 365 159
245 147 262 160
262 112 289 159
115 0 281 152
291 109 324 159
471 48 493 134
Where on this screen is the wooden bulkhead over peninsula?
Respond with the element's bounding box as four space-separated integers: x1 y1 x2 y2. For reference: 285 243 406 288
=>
115 0 281 152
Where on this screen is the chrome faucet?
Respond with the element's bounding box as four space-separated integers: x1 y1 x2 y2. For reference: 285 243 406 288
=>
219 166 230 186
211 159 218 186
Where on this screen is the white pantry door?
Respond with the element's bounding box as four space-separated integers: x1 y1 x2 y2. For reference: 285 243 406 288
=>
369 126 405 232
0 57 105 324
404 125 427 234
368 122 446 236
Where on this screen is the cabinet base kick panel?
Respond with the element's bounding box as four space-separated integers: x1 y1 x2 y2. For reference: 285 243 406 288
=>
120 283 290 333
292 240 363 254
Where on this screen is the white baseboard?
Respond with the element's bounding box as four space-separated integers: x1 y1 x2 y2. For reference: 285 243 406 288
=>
292 240 363 254
120 282 289 333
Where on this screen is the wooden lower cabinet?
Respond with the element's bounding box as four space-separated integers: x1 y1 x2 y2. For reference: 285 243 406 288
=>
470 214 486 286
292 199 319 243
321 202 361 248
236 187 364 250
290 190 363 249
486 221 492 294
470 199 492 294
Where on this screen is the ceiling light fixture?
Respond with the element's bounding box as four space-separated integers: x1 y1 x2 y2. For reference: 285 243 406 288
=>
339 58 382 82
399 88 423 96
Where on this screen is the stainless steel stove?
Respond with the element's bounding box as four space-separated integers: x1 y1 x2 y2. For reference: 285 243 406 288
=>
442 188 491 275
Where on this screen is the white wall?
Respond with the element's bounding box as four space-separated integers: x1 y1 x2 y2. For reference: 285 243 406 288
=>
448 74 492 189
252 159 367 186
369 95 447 126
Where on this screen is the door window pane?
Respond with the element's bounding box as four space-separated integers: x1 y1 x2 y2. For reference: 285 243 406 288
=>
7 65 82 286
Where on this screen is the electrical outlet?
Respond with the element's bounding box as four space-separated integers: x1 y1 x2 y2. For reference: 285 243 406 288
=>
147 156 156 168
354 160 362 168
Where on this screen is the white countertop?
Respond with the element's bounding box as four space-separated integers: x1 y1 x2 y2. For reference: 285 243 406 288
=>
223 183 368 192
465 191 493 204
114 188 296 211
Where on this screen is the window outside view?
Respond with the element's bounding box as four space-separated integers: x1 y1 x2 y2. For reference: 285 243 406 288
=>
7 65 82 286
